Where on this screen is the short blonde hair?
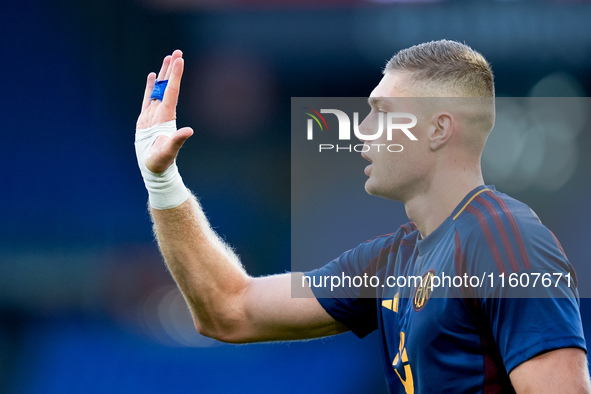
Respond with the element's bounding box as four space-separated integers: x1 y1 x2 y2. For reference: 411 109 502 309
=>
385 40 494 97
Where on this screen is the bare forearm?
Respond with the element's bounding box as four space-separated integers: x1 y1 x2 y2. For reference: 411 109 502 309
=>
137 51 344 344
510 348 591 393
150 193 250 336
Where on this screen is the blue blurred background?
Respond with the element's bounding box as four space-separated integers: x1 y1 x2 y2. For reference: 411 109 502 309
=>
0 0 590 393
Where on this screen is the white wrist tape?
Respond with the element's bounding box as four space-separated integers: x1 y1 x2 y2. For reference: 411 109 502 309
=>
135 120 190 210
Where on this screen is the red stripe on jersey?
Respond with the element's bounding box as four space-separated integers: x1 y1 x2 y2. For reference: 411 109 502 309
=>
465 205 508 275
548 229 568 260
454 229 474 299
480 331 513 393
400 239 415 248
455 228 511 391
401 224 412 235
475 195 520 272
453 230 464 275
486 192 531 270
361 237 402 278
546 229 579 286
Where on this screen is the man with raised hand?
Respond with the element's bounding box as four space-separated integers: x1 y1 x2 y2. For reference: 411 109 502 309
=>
135 42 590 393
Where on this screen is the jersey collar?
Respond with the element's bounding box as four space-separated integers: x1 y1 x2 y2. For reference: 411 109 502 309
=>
451 184 496 221
416 185 496 256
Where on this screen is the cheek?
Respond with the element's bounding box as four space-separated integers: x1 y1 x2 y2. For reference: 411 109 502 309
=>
376 151 400 177
365 133 392 154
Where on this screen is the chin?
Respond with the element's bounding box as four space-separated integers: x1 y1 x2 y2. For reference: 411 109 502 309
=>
365 180 401 202
364 179 377 196
364 180 385 198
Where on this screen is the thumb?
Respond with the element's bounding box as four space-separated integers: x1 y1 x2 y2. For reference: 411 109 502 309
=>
160 127 193 159
146 127 194 174
169 127 194 153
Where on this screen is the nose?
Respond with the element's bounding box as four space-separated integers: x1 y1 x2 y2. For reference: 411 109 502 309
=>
356 112 372 143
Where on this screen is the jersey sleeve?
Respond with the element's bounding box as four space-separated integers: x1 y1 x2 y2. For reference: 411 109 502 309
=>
459 203 587 373
303 232 399 338
481 295 585 373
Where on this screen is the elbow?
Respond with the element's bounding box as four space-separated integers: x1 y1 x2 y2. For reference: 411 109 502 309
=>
193 320 251 344
188 278 254 344
192 313 252 344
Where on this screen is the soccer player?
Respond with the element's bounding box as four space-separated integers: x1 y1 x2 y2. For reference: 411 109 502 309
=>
134 41 591 393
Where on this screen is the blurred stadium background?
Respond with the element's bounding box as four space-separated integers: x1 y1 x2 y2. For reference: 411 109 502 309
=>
0 0 590 392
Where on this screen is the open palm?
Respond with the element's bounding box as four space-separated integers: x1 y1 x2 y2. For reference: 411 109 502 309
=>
136 49 193 174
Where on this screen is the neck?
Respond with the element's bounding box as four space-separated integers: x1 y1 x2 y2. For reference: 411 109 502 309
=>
404 161 484 238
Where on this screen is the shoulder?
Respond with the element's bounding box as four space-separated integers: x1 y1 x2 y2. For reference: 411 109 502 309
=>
453 188 568 274
304 222 419 295
363 222 418 247
351 222 418 262
454 188 539 236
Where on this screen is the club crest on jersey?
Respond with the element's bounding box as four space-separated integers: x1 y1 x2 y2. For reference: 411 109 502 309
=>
413 270 435 311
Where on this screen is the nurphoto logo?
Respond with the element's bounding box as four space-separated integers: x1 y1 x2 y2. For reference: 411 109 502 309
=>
304 108 418 153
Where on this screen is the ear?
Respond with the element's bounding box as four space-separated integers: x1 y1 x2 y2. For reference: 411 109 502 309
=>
428 112 453 151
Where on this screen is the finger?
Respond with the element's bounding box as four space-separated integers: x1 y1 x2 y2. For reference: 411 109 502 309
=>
165 50 183 80
145 127 194 173
170 127 194 152
162 57 184 111
161 127 193 163
157 55 172 81
141 72 157 111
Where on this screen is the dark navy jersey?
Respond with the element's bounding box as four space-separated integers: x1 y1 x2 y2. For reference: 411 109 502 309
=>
305 185 586 393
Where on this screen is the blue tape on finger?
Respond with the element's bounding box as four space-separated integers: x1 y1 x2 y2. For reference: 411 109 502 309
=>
151 80 168 101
